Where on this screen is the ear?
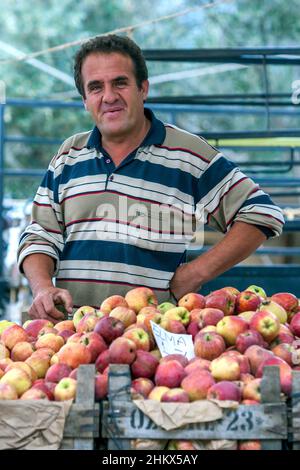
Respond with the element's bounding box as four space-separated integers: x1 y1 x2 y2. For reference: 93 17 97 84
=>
141 79 149 101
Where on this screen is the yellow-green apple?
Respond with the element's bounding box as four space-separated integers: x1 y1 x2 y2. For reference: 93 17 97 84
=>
54 377 77 401
222 351 250 374
201 325 217 333
0 382 18 400
131 377 155 398
238 440 261 450
100 295 128 314
244 345 274 376
53 343 91 369
162 307 190 326
157 302 176 315
168 440 197 450
185 358 211 374
0 358 12 371
246 285 267 300
136 306 160 325
259 300 287 324
76 314 99 333
235 290 262 314
161 387 190 403
186 320 201 339
271 292 298 318
194 331 226 360
73 306 96 329
148 386 170 401
5 361 37 382
256 356 292 395
108 337 136 365
238 311 256 322
205 290 235 316
290 313 300 337
109 306 137 328
161 319 186 334
160 354 189 368
0 342 10 360
25 356 50 379
236 330 265 354
242 378 262 402
0 320 14 335
1 324 29 350
95 310 107 319
35 333 65 352
0 367 32 396
210 355 241 381
95 349 110 373
181 369 215 401
21 388 48 400
207 380 242 402
95 373 108 401
199 308 224 327
131 350 159 378
216 316 248 346
178 292 205 311
24 319 54 339
123 327 150 351
154 360 186 388
54 320 75 333
125 287 158 313
45 363 73 383
79 331 107 361
10 341 35 361
250 310 280 343
37 326 58 337
149 348 161 361
271 343 295 366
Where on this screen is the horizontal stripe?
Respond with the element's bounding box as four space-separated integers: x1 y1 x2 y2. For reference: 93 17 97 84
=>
56 278 170 291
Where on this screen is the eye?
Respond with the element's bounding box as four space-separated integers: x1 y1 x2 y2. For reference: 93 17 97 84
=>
114 79 128 88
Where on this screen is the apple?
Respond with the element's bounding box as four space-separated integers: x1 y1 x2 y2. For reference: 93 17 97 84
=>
0 320 14 335
290 313 300 337
76 314 99 334
181 369 215 401
131 377 155 398
53 343 91 369
0 342 10 360
236 330 265 354
240 373 255 384
25 356 50 379
24 319 54 339
58 329 75 342
161 319 187 334
143 312 162 332
271 292 298 317
154 360 186 388
242 378 262 402
54 377 77 401
194 332 226 360
259 300 287 324
219 286 240 297
207 380 242 402
189 308 203 323
109 337 136 365
157 302 176 314
161 387 190 403
100 295 128 314
95 373 108 401
123 327 151 351
185 358 211 375
0 358 13 371
54 320 75 333
73 306 97 329
271 343 295 366
21 388 49 400
168 440 197 451
186 320 201 339
67 332 82 344
250 310 280 343
216 316 248 346
79 332 107 362
125 287 158 313
32 380 54 400
5 361 37 382
210 355 241 381
238 311 257 322
256 356 292 396
10 341 35 361
199 308 224 327
205 290 235 316
148 386 170 401
45 363 73 383
239 440 261 450
0 382 18 400
244 345 274 376
201 325 217 333
37 326 58 337
160 354 189 368
131 350 159 379
162 307 190 326
235 290 262 313
95 349 110 373
246 285 267 300
109 306 137 328
178 292 205 311
30 347 55 360
1 324 29 350
35 333 65 352
0 368 32 396
222 351 250 374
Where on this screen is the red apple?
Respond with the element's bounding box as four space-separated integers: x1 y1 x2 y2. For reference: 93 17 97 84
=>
10 341 35 361
250 310 280 343
94 316 125 344
194 331 226 360
189 308 203 323
199 308 224 327
220 286 240 297
73 306 96 329
123 327 151 351
108 337 137 365
79 331 107 362
154 360 186 388
245 285 267 300
239 441 261 450
162 319 186 334
37 326 58 337
131 350 159 379
32 380 54 400
100 295 128 314
58 329 75 342
125 287 158 313
131 377 154 398
178 292 205 311
161 387 190 403
181 369 215 401
242 378 262 402
21 388 48 400
54 377 77 401
1 324 29 350
159 354 189 368
53 342 91 369
0 382 18 400
205 290 235 316
207 380 242 402
271 343 295 366
235 290 261 313
45 363 73 383
76 314 99 334
185 358 211 375
216 316 248 346
109 306 137 328
24 319 54 339
54 320 75 333
95 349 110 373
244 345 274 376
95 373 108 401
222 350 250 374
271 292 298 317
236 330 265 354
290 313 300 337
186 320 201 339
256 356 292 396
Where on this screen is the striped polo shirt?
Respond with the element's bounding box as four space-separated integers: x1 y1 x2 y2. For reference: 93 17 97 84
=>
18 108 285 308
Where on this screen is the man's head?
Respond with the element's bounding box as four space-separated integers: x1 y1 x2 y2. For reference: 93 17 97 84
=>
74 34 148 99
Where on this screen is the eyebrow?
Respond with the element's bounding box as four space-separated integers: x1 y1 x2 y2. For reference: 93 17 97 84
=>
86 75 130 90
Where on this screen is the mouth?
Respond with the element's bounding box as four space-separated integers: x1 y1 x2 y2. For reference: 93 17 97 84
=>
102 107 124 117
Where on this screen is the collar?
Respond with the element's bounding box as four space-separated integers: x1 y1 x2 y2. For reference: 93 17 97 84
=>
86 107 166 151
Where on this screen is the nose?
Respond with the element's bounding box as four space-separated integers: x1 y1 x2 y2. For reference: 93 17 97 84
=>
102 84 118 103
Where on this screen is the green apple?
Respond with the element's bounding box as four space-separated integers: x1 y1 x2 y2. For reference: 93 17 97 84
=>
246 285 267 300
157 302 176 314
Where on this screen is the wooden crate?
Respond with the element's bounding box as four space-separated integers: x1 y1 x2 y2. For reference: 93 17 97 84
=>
289 370 300 450
101 365 287 450
60 364 100 450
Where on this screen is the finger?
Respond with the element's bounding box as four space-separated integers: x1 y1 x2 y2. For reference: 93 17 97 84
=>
29 301 48 320
54 290 73 314
42 295 65 321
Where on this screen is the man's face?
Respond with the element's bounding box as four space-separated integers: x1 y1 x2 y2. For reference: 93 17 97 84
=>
82 52 149 141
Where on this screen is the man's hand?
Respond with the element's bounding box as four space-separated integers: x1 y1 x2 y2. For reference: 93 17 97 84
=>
28 286 73 323
169 261 202 301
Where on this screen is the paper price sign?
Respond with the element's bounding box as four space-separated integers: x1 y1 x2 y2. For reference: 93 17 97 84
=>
150 321 195 360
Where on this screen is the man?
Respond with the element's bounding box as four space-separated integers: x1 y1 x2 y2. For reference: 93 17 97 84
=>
18 34 284 322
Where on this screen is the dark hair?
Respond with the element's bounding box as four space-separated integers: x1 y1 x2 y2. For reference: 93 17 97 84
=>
74 34 148 98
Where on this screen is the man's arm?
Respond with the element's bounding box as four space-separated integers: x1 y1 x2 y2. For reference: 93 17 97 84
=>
169 221 266 300
23 253 73 322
